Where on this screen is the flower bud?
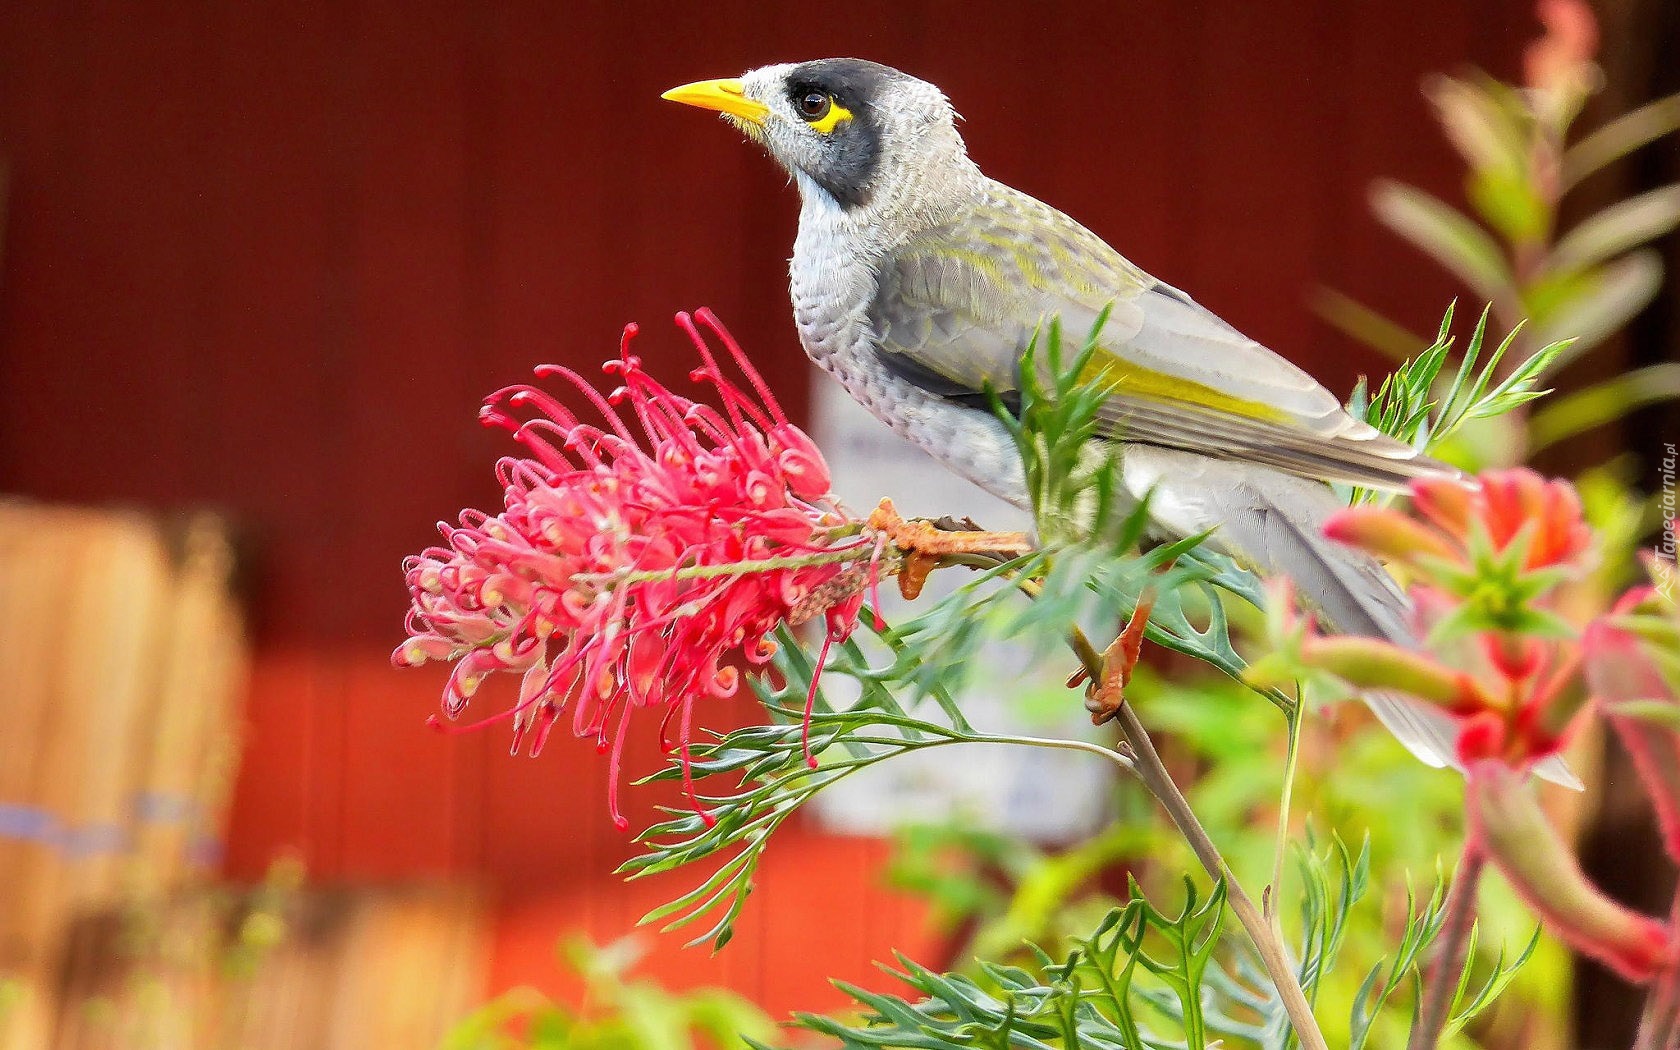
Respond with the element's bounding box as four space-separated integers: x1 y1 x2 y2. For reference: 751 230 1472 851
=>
1301 636 1482 711
1323 506 1459 567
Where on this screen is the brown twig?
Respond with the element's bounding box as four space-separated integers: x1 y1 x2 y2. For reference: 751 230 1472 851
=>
1409 842 1487 1050
1066 628 1330 1050
1120 703 1330 1050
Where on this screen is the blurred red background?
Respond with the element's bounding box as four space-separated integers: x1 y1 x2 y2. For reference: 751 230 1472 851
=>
0 0 1558 1019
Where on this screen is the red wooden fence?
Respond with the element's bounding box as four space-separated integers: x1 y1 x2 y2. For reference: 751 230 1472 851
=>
0 0 1532 1019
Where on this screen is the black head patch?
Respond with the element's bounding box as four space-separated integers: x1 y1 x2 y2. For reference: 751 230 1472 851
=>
784 58 905 209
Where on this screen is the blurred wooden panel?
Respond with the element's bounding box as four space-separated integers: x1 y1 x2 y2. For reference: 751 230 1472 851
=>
0 504 245 984
41 884 486 1050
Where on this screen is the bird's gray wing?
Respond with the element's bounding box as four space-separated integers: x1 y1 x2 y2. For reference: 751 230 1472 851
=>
868 181 1455 489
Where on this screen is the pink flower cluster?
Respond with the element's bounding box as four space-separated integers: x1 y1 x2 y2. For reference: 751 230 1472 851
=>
395 310 868 828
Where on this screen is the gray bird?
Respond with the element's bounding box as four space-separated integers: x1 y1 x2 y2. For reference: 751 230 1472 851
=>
663 58 1573 784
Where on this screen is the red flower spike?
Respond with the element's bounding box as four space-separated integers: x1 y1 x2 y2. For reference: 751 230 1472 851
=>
396 312 868 829
1455 712 1509 766
1463 469 1592 572
1468 762 1672 983
1317 469 1600 774
1482 632 1545 683
1525 0 1599 93
1334 469 1594 579
1302 636 1484 712
1586 583 1680 861
1411 475 1474 539
1322 505 1461 568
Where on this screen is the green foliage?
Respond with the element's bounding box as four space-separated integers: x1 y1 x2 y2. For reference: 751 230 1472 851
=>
997 310 1125 548
1438 925 1543 1045
623 701 1022 951
1296 834 1370 1012
889 820 1142 964
993 315 1290 704
881 658 1568 1049
782 836 1530 1050
784 880 1234 1050
1562 94 1680 189
1344 303 1565 501
1369 182 1512 302
441 937 777 1050
1345 876 1445 1050
1129 672 1558 1049
1321 63 1680 465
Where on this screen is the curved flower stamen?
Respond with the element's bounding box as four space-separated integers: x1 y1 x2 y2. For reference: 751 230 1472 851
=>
396 312 870 828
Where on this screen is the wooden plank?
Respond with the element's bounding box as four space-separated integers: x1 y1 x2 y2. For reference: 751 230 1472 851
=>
469 0 617 933
1329 0 1479 350
1181 1 1336 373
0 3 88 498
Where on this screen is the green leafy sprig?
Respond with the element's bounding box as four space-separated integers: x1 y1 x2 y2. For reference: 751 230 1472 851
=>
762 834 1530 1050
623 693 1125 952
786 879 1230 1050
1320 64 1680 460
1345 302 1566 502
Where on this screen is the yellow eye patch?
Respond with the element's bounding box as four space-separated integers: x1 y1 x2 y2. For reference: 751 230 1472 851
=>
808 98 853 135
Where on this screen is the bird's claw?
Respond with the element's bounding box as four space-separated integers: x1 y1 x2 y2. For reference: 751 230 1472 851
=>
1084 591 1155 725
866 497 1033 600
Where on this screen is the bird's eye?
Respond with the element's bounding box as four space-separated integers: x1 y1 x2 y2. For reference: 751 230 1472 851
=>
797 92 832 122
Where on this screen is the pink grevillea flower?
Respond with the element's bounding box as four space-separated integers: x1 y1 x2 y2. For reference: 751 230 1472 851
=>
1586 561 1680 861
395 310 871 829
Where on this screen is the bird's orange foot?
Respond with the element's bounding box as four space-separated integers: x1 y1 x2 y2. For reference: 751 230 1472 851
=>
867 497 1033 600
1083 592 1155 725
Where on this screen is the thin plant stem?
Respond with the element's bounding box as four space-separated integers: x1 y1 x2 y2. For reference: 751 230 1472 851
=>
1268 702 1306 929
982 733 1139 772
1066 625 1330 1050
1112 700 1331 1050
577 546 871 587
1632 882 1680 1050
1409 842 1487 1050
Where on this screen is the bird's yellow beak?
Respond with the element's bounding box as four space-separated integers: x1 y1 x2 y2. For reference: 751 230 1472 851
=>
661 78 769 126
